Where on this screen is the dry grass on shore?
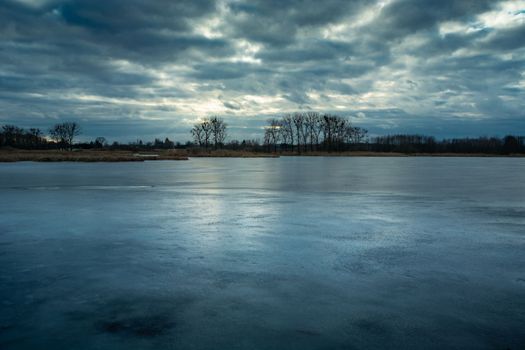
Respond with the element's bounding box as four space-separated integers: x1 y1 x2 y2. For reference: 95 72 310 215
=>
0 148 281 162
187 149 279 158
1 148 523 162
0 149 189 162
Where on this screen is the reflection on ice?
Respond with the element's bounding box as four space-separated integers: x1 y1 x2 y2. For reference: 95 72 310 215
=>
0 157 524 349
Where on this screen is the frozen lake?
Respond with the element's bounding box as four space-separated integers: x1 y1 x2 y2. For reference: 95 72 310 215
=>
1 157 524 349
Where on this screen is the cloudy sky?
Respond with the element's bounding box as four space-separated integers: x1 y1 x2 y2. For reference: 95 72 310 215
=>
1 0 524 142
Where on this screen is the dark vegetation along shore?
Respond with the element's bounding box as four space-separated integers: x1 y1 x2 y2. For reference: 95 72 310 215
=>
0 149 189 162
1 113 524 162
3 149 523 163
0 149 284 162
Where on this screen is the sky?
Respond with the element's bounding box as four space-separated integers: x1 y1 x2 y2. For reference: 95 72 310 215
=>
1 0 524 142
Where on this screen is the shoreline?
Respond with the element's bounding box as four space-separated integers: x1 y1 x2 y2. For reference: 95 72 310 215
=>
278 151 525 158
0 149 189 162
1 149 524 162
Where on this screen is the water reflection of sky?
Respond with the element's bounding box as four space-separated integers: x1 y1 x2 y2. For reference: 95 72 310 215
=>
0 158 524 349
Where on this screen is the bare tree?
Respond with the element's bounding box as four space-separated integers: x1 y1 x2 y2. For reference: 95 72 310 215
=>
292 113 305 153
281 114 294 152
261 112 368 153
299 113 309 152
210 117 227 149
191 118 213 151
353 127 368 144
264 118 281 152
29 128 42 138
263 127 271 151
305 112 321 151
63 122 81 150
48 127 61 147
321 114 335 151
191 123 204 146
95 137 107 148
202 119 213 151
2 125 23 146
49 122 81 150
334 117 348 151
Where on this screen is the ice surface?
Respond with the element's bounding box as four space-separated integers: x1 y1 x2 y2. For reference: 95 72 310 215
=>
0 157 524 349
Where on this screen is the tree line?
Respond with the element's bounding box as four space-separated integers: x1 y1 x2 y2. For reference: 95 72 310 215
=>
191 117 227 150
371 134 525 154
262 112 368 153
1 122 82 150
1 114 524 154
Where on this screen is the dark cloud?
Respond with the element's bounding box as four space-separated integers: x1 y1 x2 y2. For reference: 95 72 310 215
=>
369 0 496 40
226 0 367 47
482 24 525 51
256 39 355 63
1 0 231 65
222 101 241 110
1 0 524 141
189 62 261 80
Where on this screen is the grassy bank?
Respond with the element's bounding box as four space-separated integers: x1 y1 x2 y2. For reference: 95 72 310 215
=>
1 149 524 162
0 149 279 162
0 149 189 162
187 149 279 158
